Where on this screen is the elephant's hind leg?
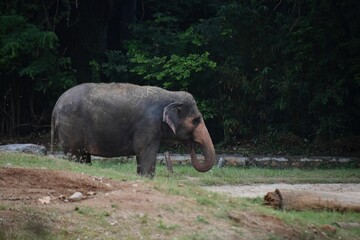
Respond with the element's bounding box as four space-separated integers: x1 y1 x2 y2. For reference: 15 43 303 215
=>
79 152 91 164
69 149 91 164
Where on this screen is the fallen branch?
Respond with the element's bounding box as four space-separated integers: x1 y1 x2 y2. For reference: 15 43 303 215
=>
264 189 360 212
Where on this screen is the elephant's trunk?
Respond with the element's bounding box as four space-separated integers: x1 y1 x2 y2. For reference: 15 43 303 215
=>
190 121 215 172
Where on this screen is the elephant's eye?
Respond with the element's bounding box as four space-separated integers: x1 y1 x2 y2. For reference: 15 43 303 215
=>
192 117 201 126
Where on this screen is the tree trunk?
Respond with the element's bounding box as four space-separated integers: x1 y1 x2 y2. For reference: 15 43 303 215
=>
264 189 360 212
164 151 173 174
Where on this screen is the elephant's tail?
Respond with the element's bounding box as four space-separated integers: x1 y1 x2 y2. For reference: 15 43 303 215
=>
50 111 55 153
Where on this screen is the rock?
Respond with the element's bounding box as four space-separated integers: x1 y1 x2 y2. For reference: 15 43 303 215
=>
69 192 83 201
59 195 66 200
109 220 118 226
38 196 51 204
0 144 47 155
87 191 96 196
217 157 225 168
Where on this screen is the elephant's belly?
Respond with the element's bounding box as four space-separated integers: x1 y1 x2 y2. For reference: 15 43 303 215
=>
86 136 135 157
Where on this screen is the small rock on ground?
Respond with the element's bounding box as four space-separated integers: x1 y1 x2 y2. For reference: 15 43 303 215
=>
69 192 83 201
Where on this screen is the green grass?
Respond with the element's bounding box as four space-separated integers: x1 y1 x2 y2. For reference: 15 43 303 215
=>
0 152 141 181
1 152 359 186
197 166 360 185
74 206 111 218
153 162 360 186
1 152 360 240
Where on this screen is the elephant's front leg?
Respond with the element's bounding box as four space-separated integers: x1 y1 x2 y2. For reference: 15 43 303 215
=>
135 140 160 178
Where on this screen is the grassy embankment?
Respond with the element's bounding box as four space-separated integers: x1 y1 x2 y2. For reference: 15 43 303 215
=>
0 152 359 240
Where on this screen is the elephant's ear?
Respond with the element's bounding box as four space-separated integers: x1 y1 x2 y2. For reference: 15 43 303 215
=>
163 102 183 134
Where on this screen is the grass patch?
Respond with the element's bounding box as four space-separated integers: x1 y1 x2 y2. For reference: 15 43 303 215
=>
74 206 110 218
196 215 209 224
0 206 64 240
151 161 360 185
198 167 360 185
157 220 179 231
244 198 360 239
0 152 141 182
1 152 359 186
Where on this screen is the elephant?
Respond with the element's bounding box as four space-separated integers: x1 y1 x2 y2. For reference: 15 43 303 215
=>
51 83 215 177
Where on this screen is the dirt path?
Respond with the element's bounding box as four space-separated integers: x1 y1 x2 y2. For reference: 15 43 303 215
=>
205 183 360 198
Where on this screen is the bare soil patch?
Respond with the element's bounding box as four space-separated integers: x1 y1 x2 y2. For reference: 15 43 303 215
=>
0 167 120 205
0 167 338 239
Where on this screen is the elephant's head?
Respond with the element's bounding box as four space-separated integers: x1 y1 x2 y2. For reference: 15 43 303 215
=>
163 96 215 172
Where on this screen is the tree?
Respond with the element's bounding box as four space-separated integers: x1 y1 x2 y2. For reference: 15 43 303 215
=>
102 0 360 144
1 0 359 148
0 2 75 136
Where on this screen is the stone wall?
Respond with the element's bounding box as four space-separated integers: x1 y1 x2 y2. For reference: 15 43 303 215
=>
158 154 360 168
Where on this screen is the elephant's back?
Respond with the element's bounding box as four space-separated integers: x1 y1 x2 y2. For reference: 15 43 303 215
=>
54 83 92 109
54 83 135 113
87 83 167 103
52 84 90 127
54 83 191 115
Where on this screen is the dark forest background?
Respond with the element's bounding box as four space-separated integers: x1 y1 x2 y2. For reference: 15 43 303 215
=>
1 0 360 155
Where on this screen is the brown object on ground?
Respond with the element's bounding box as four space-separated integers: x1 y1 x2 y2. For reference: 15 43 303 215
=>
164 151 173 173
264 189 360 212
333 222 360 229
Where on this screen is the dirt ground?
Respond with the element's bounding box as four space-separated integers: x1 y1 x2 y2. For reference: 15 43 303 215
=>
0 167 352 239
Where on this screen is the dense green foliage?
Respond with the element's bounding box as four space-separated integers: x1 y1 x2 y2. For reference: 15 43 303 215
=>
0 1 75 135
1 0 359 151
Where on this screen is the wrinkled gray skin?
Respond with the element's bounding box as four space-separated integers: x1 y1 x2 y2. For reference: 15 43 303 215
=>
51 83 215 177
